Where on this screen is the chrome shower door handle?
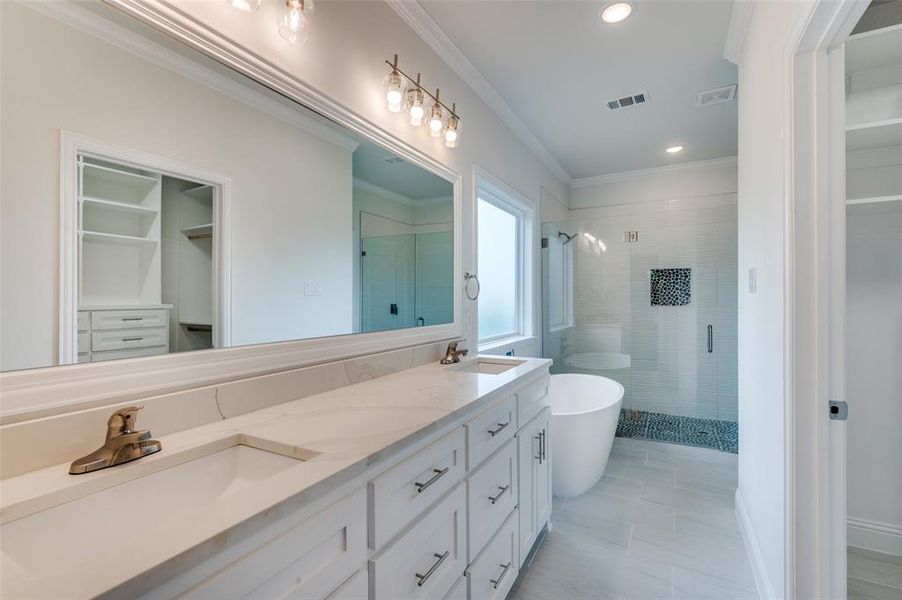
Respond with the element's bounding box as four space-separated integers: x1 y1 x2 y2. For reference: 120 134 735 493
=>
707 324 713 353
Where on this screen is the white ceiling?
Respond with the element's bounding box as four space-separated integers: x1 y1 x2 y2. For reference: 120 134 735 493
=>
418 1 739 179
354 142 453 200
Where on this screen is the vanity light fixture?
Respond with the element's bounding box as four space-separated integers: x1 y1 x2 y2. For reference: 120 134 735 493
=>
278 0 314 45
228 0 261 12
600 2 633 24
384 55 462 148
666 145 684 154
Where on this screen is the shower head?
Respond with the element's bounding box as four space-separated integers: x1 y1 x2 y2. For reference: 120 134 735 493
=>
557 231 577 245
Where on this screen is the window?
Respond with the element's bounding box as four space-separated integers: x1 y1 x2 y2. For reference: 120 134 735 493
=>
476 178 533 346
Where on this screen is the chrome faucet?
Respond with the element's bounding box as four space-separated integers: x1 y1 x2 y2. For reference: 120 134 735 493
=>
440 341 469 365
69 406 162 474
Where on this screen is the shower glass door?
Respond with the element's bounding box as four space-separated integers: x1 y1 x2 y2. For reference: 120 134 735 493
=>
542 202 737 448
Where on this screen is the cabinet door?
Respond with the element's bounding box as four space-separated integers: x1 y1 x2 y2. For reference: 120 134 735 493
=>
534 408 552 530
516 418 538 565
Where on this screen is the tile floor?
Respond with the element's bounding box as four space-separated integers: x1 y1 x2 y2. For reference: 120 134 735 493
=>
509 437 755 600
848 547 902 600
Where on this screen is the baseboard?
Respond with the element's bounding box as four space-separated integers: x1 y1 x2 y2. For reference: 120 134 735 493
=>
848 517 902 557
735 490 778 599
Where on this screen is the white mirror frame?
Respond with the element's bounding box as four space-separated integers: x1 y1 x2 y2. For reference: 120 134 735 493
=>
0 0 463 423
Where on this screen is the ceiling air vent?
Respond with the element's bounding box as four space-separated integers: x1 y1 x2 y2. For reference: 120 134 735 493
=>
382 156 405 165
606 91 649 110
696 84 737 107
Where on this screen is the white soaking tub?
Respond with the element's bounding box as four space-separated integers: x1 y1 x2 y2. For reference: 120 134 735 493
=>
550 373 625 498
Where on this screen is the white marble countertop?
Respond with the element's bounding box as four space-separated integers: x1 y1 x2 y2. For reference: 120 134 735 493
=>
0 355 551 599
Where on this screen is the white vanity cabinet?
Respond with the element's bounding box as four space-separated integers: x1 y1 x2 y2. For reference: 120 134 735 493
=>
516 407 552 565
77 308 170 363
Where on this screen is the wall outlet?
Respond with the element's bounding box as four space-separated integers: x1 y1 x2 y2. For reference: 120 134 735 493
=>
304 281 322 296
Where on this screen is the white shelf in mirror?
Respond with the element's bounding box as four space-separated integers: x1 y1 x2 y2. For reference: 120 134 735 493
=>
80 230 160 246
846 118 902 151
846 194 902 206
845 23 902 74
181 223 213 237
81 161 160 186
80 196 159 216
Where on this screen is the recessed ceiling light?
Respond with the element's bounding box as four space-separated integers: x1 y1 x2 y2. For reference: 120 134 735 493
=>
666 145 684 154
600 2 633 24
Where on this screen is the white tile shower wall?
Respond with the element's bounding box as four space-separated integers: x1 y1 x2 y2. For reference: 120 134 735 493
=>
549 200 737 421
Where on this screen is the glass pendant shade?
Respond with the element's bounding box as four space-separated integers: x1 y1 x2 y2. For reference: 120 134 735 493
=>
444 114 460 148
407 88 426 126
386 72 404 113
428 103 444 137
279 0 314 44
228 0 261 12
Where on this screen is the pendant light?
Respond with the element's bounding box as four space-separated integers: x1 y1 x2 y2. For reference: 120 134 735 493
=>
444 104 460 148
385 55 404 113
407 74 426 127
279 0 314 45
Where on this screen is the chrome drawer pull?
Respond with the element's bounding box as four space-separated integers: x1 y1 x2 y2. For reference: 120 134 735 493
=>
121 317 144 321
415 551 449 587
488 484 510 505
488 421 510 437
490 562 512 589
414 467 449 493
534 432 542 463
122 337 144 342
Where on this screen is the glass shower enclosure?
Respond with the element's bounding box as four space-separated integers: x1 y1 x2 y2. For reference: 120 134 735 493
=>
542 202 738 450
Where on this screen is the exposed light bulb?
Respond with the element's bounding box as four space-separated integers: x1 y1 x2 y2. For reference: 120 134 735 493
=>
407 87 425 126
666 145 683 154
279 0 314 45
428 103 444 137
228 0 261 12
386 72 404 113
444 113 460 148
600 2 633 24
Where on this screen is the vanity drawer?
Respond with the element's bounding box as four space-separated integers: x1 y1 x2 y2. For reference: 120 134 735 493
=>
91 309 167 330
370 484 466 600
325 569 368 600
466 395 516 470
467 439 517 559
90 346 167 362
444 576 467 600
182 488 366 600
467 510 519 600
77 331 90 353
92 327 166 352
77 311 90 331
516 376 549 429
370 427 465 549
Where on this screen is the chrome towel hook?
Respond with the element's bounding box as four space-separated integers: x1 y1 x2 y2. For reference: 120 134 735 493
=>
464 272 480 300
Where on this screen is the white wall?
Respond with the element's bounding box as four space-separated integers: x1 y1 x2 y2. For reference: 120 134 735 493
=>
846 200 902 556
734 2 816 597
0 2 359 370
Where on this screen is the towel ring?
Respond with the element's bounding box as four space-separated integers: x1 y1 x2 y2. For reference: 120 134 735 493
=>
464 272 480 300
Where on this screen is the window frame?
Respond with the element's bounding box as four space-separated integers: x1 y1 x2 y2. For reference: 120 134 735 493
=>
475 174 535 348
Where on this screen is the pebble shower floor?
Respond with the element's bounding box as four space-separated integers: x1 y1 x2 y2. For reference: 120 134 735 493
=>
616 410 739 453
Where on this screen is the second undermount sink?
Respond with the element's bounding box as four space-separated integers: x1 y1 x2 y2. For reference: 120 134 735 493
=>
452 357 526 375
1 437 319 578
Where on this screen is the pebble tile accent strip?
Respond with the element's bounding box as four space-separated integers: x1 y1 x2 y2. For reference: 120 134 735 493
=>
650 267 691 306
616 409 738 453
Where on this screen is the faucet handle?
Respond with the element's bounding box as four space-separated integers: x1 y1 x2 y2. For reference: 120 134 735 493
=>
107 406 144 434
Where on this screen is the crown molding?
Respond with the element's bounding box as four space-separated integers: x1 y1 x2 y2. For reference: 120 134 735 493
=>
723 0 753 64
385 0 572 186
569 156 738 189
26 0 361 153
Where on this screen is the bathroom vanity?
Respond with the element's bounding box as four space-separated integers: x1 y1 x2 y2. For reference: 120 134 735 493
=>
0 357 551 599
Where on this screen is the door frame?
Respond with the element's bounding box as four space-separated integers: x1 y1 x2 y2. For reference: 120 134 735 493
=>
783 1 870 597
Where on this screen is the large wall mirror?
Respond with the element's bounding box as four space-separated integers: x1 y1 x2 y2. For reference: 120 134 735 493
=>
0 0 457 374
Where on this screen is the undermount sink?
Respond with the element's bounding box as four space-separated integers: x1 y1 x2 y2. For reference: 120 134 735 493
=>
452 357 526 375
1 437 318 578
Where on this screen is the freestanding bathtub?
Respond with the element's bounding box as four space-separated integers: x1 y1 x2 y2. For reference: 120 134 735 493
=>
550 373 625 498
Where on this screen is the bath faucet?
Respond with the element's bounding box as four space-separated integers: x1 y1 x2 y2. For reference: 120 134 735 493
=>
69 406 162 474
440 341 469 364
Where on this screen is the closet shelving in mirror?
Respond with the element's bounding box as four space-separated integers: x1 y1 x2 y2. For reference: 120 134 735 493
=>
846 118 902 152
